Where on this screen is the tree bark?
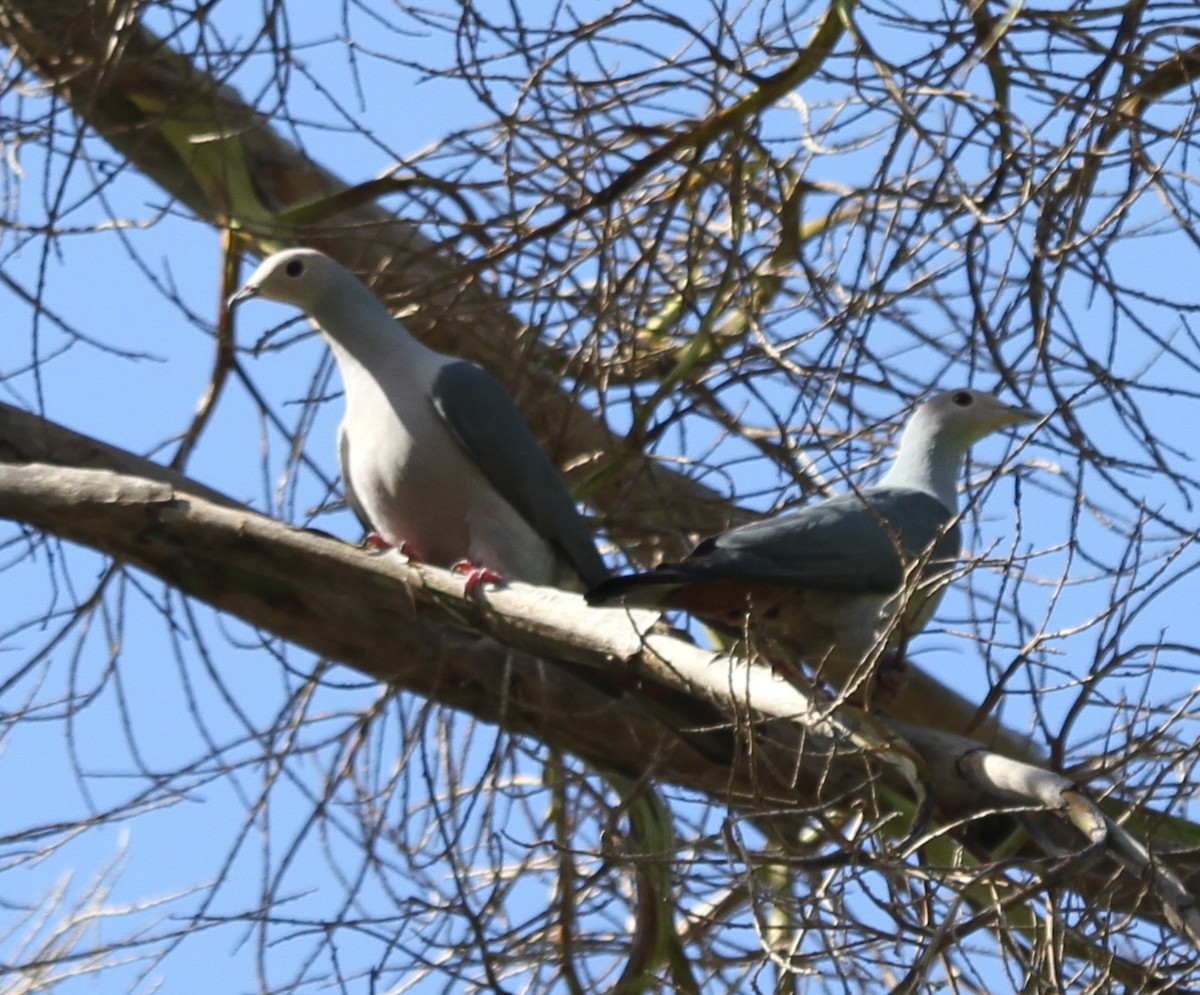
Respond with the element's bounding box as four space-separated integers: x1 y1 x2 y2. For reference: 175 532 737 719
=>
0 0 738 560
0 403 1196 944
0 0 1047 752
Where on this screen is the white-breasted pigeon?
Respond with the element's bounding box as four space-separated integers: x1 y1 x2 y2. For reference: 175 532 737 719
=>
586 389 1037 683
229 248 608 592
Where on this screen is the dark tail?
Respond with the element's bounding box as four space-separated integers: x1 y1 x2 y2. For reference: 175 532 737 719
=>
585 570 682 607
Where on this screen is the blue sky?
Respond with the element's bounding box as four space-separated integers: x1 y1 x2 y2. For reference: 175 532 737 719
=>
2 2 1200 991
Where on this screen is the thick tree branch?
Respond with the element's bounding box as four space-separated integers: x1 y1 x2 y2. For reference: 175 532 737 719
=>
0 402 1197 946
0 0 738 560
0 0 1054 758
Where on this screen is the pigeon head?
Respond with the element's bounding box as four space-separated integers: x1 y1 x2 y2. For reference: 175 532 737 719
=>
883 388 1039 508
912 389 1038 451
228 248 350 312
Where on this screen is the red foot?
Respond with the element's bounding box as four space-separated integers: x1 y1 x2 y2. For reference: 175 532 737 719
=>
873 649 911 700
451 559 506 595
397 539 427 559
364 532 392 550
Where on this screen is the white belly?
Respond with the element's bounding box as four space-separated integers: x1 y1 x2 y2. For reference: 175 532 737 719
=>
338 380 563 585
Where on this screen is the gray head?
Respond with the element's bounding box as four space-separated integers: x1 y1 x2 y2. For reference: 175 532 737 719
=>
228 249 355 313
884 388 1039 505
903 389 1038 453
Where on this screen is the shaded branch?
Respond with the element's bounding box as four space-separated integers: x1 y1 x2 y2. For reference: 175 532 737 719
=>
0 0 739 558
0 402 1197 949
0 0 1063 755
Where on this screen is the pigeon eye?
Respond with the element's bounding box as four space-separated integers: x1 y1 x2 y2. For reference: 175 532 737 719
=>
285 259 305 278
952 390 974 407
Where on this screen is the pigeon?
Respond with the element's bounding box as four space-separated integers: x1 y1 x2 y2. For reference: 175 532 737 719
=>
586 389 1037 686
229 248 608 592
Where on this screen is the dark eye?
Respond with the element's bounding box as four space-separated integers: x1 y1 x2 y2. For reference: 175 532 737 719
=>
953 390 974 407
285 258 305 278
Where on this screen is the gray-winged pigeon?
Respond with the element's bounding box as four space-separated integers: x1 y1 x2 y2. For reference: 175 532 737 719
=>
231 249 608 592
587 389 1037 685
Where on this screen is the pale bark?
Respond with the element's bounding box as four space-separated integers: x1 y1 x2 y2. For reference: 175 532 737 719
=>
3 2 1199 972
0 0 1046 748
0 402 1196 949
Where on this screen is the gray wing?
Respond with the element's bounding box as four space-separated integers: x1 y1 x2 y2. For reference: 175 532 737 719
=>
588 487 958 604
337 423 374 533
687 488 960 589
430 361 609 588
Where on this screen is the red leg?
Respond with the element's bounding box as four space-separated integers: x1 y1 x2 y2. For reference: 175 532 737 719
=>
873 649 911 700
364 532 392 550
451 559 506 595
368 535 431 562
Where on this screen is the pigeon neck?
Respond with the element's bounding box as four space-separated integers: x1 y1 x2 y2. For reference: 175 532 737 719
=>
310 280 437 372
879 419 964 513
